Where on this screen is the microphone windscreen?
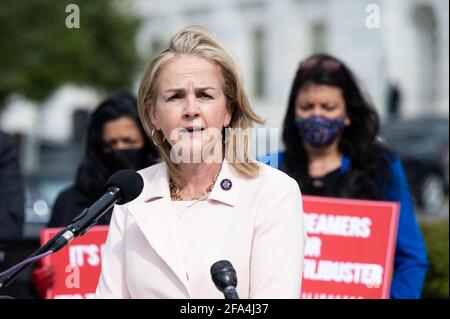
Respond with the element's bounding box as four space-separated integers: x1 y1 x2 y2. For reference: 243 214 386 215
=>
210 260 237 291
104 169 144 204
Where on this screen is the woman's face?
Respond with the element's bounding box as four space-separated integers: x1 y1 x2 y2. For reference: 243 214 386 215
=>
102 116 144 152
295 83 350 125
148 55 231 159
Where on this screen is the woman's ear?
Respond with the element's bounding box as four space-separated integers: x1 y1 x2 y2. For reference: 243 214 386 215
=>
344 116 351 126
224 112 232 128
224 102 233 128
147 102 159 130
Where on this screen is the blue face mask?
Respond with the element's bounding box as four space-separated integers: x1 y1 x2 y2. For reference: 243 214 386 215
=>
295 115 345 148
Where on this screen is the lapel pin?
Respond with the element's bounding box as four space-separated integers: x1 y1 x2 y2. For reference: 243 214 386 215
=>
220 179 232 191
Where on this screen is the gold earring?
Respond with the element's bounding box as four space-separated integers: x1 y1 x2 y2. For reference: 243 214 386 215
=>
151 128 166 146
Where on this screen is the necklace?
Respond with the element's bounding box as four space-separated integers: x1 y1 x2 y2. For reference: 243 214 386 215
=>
169 174 219 201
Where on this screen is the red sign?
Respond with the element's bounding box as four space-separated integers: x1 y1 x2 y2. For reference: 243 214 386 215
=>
300 195 399 299
40 226 109 299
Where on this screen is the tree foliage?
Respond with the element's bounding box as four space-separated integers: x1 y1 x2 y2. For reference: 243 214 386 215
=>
0 0 140 105
420 219 449 299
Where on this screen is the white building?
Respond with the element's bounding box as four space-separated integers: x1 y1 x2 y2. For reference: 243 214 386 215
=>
0 85 102 172
131 0 449 130
1 0 447 160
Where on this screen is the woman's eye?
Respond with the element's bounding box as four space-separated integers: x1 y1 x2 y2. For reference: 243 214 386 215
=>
198 92 212 99
123 138 136 144
167 94 182 101
300 104 312 110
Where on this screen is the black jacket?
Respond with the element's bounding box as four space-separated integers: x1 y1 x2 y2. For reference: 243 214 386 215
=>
0 131 25 242
48 185 112 228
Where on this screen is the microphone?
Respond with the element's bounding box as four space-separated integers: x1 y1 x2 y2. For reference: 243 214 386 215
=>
210 260 239 299
49 169 144 252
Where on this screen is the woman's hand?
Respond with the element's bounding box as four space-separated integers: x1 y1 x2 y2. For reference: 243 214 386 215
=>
31 261 55 299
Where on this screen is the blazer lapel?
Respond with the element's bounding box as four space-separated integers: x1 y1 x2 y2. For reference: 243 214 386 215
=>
127 163 190 296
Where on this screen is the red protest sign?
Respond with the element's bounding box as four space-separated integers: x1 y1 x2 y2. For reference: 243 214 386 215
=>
40 226 109 299
301 195 399 299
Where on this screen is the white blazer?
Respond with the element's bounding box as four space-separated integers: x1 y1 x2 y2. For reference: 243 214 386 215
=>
96 160 306 299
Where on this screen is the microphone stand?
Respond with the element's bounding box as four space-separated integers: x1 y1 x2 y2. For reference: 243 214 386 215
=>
0 186 120 289
0 228 65 289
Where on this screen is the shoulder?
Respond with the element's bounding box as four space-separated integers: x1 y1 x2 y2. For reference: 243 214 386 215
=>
137 161 166 189
52 185 91 214
137 161 166 180
384 153 408 185
346 145 398 174
249 163 303 225
372 147 402 177
386 153 402 170
254 161 300 191
50 185 86 227
55 185 81 202
126 161 168 204
372 144 397 165
257 151 285 169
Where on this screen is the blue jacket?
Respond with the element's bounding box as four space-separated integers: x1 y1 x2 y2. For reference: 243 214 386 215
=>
259 152 428 299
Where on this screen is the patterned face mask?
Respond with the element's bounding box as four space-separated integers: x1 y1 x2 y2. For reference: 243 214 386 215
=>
295 115 345 148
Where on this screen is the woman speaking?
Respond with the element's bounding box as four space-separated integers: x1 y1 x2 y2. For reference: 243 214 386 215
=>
96 26 305 299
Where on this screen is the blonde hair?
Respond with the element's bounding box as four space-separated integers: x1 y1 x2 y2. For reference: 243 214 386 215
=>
138 25 264 181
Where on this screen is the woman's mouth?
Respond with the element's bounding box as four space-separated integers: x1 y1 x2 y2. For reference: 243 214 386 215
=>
185 127 204 133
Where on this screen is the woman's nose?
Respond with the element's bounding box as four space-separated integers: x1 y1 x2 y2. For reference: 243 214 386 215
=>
183 95 200 119
112 142 129 151
311 105 324 116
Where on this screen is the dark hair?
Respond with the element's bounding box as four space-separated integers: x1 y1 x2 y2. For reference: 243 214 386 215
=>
282 53 392 199
74 91 158 197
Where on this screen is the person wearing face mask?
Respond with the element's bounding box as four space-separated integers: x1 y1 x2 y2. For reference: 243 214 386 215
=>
31 91 159 298
278 54 428 299
48 91 159 227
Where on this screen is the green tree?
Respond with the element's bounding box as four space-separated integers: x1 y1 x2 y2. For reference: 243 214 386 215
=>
420 219 449 298
0 0 140 105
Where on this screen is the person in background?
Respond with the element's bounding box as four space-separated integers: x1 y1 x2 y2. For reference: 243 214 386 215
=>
0 131 25 242
387 81 402 120
32 91 159 298
49 91 159 227
279 53 428 299
0 130 25 298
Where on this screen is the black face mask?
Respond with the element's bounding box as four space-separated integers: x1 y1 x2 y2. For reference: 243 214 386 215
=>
104 148 148 172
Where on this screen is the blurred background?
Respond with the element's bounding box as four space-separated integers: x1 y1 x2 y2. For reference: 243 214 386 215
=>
0 0 448 298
